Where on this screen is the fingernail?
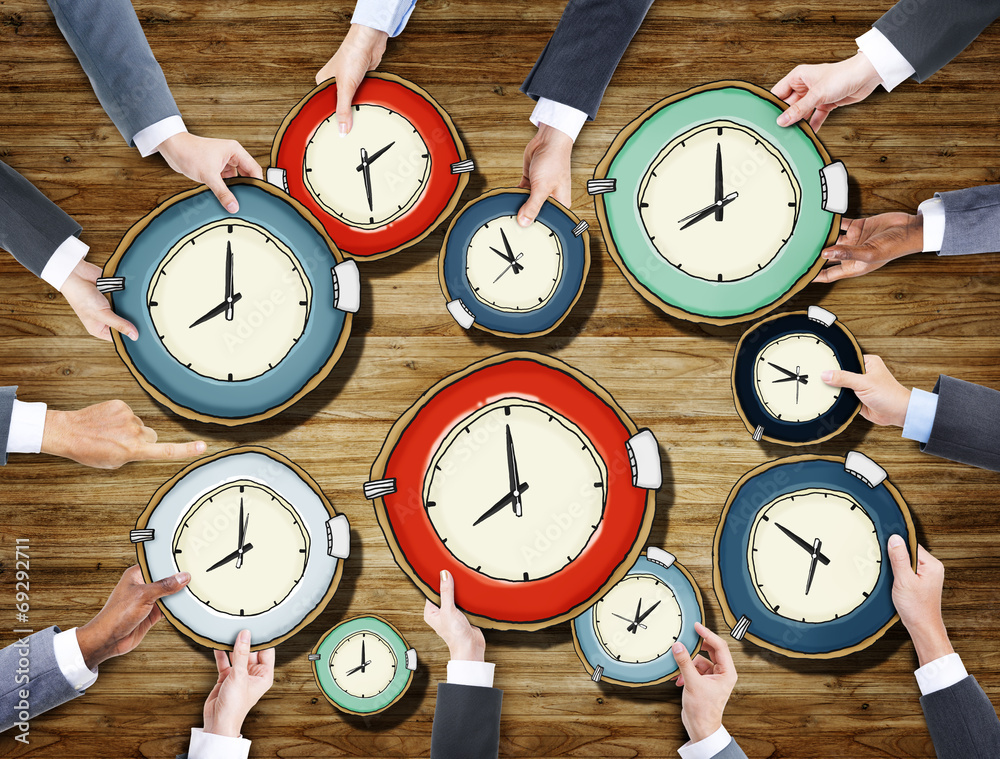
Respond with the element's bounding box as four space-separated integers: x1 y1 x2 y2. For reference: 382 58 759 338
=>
239 629 250 644
129 331 139 342
821 371 833 382
339 123 348 138
175 571 191 584
777 113 789 126
822 251 832 258
672 642 685 655
441 569 450 582
226 201 238 213
195 441 207 453
518 215 531 227
888 534 904 548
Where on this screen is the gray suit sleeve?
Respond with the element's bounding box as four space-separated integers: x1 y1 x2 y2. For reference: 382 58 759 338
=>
920 676 1000 758
0 161 82 280
0 386 15 465
430 683 503 759
932 185 1000 256
873 0 1000 83
520 0 655 120
46 0 181 146
708 737 749 758
0 627 85 732
922 376 1000 471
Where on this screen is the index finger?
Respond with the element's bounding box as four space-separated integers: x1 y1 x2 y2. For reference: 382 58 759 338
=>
770 70 798 100
694 623 735 672
138 440 208 462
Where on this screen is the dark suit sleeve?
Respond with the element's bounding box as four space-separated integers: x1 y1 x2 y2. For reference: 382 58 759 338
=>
520 0 655 120
0 161 82 280
46 0 181 146
935 184 1000 256
0 627 85 732
430 683 502 759
0 386 15 466
709 738 749 758
920 676 1000 758
873 0 1000 83
921 376 1000 471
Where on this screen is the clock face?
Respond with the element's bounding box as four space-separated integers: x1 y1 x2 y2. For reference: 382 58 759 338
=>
147 219 312 382
304 105 430 229
592 81 845 324
748 488 881 624
753 333 842 423
423 399 606 582
465 216 563 312
172 479 309 617
367 352 657 630
592 573 683 663
329 631 397 699
639 121 801 283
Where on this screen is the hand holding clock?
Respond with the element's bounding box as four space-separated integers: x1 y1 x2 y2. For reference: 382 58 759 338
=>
821 354 911 427
815 213 925 284
887 536 955 668
518 123 573 227
423 570 486 662
772 52 884 131
315 24 389 134
202 629 275 739
673 623 739 744
61 259 138 342
156 133 263 214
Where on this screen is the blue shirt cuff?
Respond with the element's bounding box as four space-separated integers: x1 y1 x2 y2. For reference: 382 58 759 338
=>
351 0 417 36
902 387 938 444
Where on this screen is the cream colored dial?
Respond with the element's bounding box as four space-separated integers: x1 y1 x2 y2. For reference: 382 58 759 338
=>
172 480 310 617
748 488 882 624
466 216 563 312
753 333 842 423
330 632 397 698
423 399 607 582
638 120 801 282
592 573 683 663
148 219 311 382
304 105 430 228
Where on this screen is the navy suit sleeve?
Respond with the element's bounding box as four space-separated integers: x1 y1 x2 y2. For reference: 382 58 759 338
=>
46 0 181 146
920 676 1000 758
430 683 502 759
0 627 85 732
873 0 1000 83
521 0 655 120
922 376 1000 472
0 386 18 466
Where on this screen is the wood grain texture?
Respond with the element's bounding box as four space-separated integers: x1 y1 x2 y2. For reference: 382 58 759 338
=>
1 1 999 757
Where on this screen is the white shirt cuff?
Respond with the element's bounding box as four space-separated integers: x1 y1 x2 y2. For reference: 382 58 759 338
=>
188 727 251 759
901 387 939 444
856 29 916 92
7 400 47 454
917 196 946 253
133 115 187 158
678 726 733 759
351 0 417 37
530 98 588 142
40 235 89 291
446 660 495 688
915 653 968 696
52 628 98 691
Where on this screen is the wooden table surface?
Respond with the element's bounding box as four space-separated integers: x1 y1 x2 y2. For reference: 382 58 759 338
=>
1 2 999 757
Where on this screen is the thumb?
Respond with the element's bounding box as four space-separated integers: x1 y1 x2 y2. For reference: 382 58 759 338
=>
887 534 913 579
821 368 866 391
438 569 456 612
336 80 356 136
823 244 872 263
205 174 239 214
517 187 548 227
777 91 819 127
672 641 697 683
101 311 138 342
230 629 251 675
146 571 191 601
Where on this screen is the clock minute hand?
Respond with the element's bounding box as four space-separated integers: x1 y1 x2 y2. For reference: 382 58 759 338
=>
205 543 255 572
472 482 530 526
236 513 249 570
775 523 831 565
361 639 366 673
189 293 243 328
633 599 661 628
356 141 395 170
678 192 738 230
499 228 524 274
715 142 724 221
805 538 822 595
505 425 524 517
224 240 235 321
360 148 373 212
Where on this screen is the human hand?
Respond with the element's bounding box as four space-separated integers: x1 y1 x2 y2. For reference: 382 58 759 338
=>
815 213 924 284
157 133 262 213
423 569 486 662
40 400 206 469
76 565 190 670
887 536 954 667
517 123 573 227
772 52 884 131
673 623 738 744
60 259 138 341
821 354 910 427
203 630 275 738
315 24 389 135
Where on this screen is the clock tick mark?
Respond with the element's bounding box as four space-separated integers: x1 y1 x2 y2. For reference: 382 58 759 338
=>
523 572 529 581
426 501 436 508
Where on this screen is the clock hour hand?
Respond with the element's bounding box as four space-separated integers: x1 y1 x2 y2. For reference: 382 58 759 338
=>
224 240 235 321
629 599 661 633
205 543 255 572
767 362 809 384
360 148 373 212
472 482 530 526
678 192 738 230
714 143 724 221
189 292 243 328
775 523 831 565
490 245 524 274
346 660 373 676
356 141 395 170
772 375 809 384
805 538 822 595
